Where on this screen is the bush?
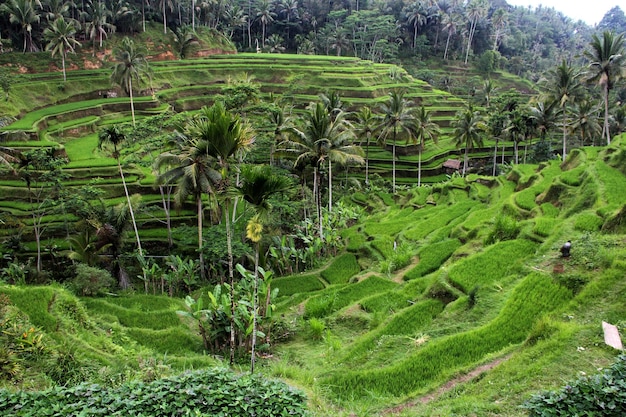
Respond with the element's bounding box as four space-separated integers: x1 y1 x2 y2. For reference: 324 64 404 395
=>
70 264 115 296
523 355 626 417
0 368 310 416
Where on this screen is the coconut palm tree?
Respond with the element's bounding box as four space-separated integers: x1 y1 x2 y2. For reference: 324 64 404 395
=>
541 60 584 161
110 36 150 126
0 0 40 53
453 102 485 176
98 125 143 262
157 0 175 33
255 0 275 48
464 0 487 64
43 17 81 82
194 102 254 365
379 90 418 193
279 101 361 235
236 164 290 373
172 24 199 59
570 100 603 146
441 11 460 61
405 1 428 50
353 106 379 186
154 130 220 280
85 0 114 53
267 104 292 166
411 105 440 186
585 31 625 145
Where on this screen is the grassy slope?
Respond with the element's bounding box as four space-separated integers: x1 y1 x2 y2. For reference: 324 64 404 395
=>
1 137 626 416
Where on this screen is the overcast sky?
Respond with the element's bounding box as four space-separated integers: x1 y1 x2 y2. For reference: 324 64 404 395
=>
505 0 619 26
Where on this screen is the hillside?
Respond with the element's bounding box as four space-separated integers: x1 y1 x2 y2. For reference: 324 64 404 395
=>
2 136 626 415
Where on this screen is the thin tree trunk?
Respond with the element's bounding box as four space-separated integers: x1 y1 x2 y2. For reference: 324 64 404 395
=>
129 77 136 126
418 145 422 186
604 85 611 145
444 32 451 60
226 199 236 366
463 145 468 176
118 158 143 257
250 241 260 373
562 110 567 160
493 139 497 176
328 160 332 212
197 196 205 280
62 54 67 82
365 135 370 185
392 126 397 193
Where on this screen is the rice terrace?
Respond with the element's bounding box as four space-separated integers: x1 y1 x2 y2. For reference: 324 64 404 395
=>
0 2 626 416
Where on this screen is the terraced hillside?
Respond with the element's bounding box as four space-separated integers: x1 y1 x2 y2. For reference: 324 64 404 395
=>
2 137 625 416
1 53 498 252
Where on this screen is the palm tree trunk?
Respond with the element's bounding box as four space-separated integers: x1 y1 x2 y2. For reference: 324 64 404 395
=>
192 0 195 29
365 135 370 186
62 53 67 82
225 199 236 366
129 77 136 127
163 0 167 34
392 126 397 193
493 139 498 176
314 166 323 238
463 145 469 176
562 111 567 160
328 160 332 212
603 85 611 145
118 158 143 257
417 146 422 187
250 241 260 373
197 195 205 280
444 33 451 60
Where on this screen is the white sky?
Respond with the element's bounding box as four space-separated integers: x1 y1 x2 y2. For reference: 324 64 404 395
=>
505 0 619 26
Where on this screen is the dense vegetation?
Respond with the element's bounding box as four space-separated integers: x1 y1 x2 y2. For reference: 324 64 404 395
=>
1 1 626 415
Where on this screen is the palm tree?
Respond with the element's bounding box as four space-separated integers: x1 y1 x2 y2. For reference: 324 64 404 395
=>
541 60 584 161
411 105 440 186
155 130 220 280
98 126 143 265
172 24 199 59
0 144 21 174
441 12 460 61
236 164 290 373
43 17 81 82
329 27 350 57
279 101 361 235
379 90 417 193
585 31 625 145
464 0 487 64
491 8 508 51
110 36 150 127
406 1 428 50
256 0 275 48
570 100 602 146
353 106 379 186
0 0 40 53
453 103 485 176
158 0 174 33
267 104 291 166
277 0 299 43
529 99 558 142
195 102 254 365
85 0 114 53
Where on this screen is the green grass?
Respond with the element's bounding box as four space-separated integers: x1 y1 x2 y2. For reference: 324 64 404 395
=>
404 239 462 280
320 253 361 285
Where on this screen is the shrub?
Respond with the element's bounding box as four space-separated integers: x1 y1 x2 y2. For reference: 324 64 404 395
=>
0 368 310 416
523 355 626 417
307 317 326 340
70 265 115 297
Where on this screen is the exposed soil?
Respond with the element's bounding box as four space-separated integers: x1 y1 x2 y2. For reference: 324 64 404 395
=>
381 354 511 415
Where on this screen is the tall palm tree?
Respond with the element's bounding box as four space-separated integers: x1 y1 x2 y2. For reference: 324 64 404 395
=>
172 24 199 59
0 0 40 53
453 103 485 176
236 164 290 373
441 12 460 61
43 17 81 82
379 90 418 193
491 8 508 51
464 0 487 64
157 0 174 33
541 60 584 161
255 0 275 48
85 0 114 53
405 1 428 50
353 106 379 186
570 100 602 146
98 126 143 262
529 99 558 142
110 36 149 126
411 105 440 186
585 31 625 145
267 104 291 166
154 130 220 279
194 102 254 366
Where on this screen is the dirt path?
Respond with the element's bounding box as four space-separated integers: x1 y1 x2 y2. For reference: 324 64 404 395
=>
381 354 511 415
